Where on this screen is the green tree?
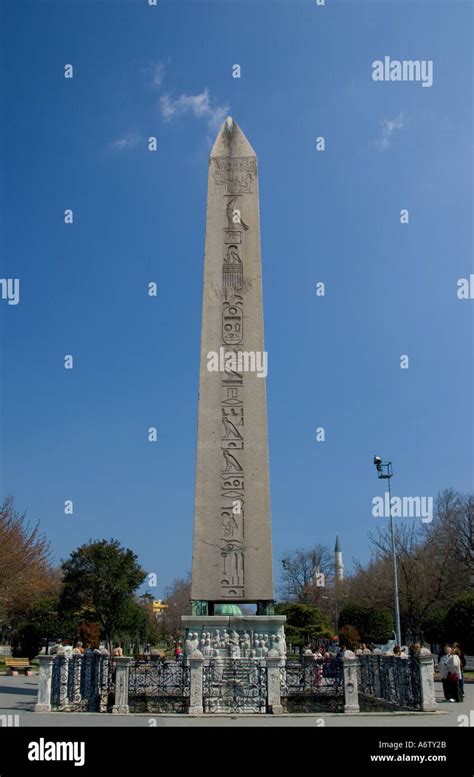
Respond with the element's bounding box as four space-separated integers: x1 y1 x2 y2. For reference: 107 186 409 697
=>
26 595 70 653
275 603 332 647
116 598 160 655
11 594 74 658
420 608 447 647
339 603 368 638
444 593 474 653
364 609 393 644
339 603 392 644
60 539 146 651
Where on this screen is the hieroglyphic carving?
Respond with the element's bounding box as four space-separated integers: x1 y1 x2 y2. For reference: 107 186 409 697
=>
226 196 249 231
223 449 242 472
212 157 257 195
221 550 245 588
222 300 243 344
220 212 247 599
224 229 241 244
223 244 243 293
218 199 251 598
222 409 242 439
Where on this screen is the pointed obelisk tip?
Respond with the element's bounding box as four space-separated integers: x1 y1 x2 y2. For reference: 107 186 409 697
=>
210 116 256 159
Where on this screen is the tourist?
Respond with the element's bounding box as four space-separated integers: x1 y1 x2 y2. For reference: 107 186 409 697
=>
409 642 421 657
438 645 452 701
62 639 73 657
50 639 63 655
72 641 83 656
174 644 183 661
112 643 123 657
313 647 324 688
446 648 462 702
84 642 94 655
453 643 466 698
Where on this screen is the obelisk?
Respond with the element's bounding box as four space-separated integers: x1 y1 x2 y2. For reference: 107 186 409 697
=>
190 117 274 613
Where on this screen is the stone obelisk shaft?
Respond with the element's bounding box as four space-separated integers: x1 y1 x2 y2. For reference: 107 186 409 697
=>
191 118 273 606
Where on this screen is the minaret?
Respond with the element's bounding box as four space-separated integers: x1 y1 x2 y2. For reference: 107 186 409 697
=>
190 118 274 614
335 535 344 582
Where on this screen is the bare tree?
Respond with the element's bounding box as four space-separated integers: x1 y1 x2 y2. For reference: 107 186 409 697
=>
346 490 473 638
427 489 473 589
157 574 192 643
279 545 333 604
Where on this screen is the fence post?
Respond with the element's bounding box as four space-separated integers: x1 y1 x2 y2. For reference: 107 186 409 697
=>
112 657 131 714
266 652 284 714
343 652 359 713
418 651 437 711
59 656 71 710
71 656 82 708
189 652 204 715
373 655 382 699
35 655 54 712
99 656 112 713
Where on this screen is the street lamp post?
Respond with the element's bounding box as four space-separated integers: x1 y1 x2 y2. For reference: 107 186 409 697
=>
373 456 402 647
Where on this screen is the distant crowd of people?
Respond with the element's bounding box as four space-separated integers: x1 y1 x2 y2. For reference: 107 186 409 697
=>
49 639 125 657
354 642 412 657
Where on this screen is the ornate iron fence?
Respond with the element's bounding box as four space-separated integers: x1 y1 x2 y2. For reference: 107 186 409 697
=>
51 655 114 712
202 659 267 713
127 657 190 713
280 656 344 713
357 655 422 711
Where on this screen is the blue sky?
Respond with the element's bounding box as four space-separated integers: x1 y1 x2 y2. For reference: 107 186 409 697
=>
0 0 472 600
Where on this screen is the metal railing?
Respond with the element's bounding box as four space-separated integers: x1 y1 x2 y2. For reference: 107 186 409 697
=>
357 655 422 711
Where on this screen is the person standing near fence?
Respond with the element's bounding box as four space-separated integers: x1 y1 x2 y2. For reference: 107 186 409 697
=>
50 639 63 655
446 647 462 702
453 643 466 699
437 645 452 701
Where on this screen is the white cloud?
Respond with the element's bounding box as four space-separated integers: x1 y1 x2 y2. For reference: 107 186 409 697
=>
375 113 405 151
160 89 229 129
151 62 165 88
107 134 141 152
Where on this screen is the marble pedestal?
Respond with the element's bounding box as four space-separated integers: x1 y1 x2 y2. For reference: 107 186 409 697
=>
182 615 286 713
182 615 286 659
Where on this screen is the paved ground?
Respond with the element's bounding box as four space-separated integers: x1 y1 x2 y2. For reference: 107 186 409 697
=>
0 675 471 727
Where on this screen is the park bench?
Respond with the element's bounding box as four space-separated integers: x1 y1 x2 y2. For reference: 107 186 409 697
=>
5 657 33 676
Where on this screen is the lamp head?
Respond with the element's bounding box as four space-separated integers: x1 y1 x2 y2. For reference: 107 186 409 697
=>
373 455 383 472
